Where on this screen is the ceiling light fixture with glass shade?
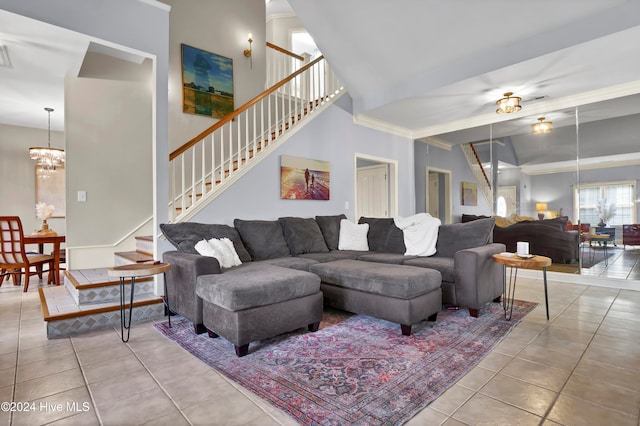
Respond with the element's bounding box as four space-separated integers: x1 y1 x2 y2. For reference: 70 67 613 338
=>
495 91 522 114
531 117 553 134
29 107 65 172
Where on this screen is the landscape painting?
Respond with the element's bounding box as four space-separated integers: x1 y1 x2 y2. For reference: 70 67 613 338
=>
280 155 330 200
181 44 234 119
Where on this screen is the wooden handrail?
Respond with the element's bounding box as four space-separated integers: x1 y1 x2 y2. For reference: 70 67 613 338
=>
170 55 325 160
266 41 304 61
469 142 491 189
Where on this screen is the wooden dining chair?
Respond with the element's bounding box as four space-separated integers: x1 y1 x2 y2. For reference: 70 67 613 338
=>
0 216 54 292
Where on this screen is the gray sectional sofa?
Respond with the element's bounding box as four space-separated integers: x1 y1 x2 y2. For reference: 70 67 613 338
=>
161 215 505 356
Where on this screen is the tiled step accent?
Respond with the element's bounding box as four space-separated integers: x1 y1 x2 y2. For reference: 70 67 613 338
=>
39 267 165 338
135 235 153 256
64 269 154 305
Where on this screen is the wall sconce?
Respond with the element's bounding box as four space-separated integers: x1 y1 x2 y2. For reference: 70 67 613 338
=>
243 33 253 68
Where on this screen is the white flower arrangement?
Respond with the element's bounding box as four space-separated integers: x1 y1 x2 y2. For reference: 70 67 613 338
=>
595 199 616 223
35 202 55 220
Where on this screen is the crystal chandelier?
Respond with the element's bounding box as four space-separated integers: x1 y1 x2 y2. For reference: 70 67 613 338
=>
29 107 65 171
531 117 553 134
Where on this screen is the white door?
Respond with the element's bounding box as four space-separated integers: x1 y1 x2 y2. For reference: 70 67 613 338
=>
356 164 388 218
497 186 517 217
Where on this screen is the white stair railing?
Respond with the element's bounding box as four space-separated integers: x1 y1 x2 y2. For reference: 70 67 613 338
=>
461 142 493 208
169 55 344 223
266 42 308 88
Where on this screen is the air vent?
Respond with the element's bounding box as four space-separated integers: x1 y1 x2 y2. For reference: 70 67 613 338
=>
0 45 12 69
522 95 547 103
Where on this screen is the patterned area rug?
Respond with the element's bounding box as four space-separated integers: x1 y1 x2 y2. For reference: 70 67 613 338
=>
155 301 536 425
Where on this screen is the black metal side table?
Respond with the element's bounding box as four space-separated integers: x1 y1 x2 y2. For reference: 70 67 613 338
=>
107 262 171 342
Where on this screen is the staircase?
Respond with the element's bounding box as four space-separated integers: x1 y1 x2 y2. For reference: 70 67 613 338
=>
461 142 493 208
39 46 345 338
169 54 345 222
39 236 164 338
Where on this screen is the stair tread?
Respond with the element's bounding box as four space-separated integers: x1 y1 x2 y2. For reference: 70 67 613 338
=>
66 269 152 290
115 251 154 262
39 286 163 321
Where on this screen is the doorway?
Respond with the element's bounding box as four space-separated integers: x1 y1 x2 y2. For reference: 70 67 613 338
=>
497 186 517 217
355 154 397 220
426 167 452 224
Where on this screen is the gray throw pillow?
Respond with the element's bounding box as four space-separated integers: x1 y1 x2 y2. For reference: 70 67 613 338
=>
315 214 346 250
278 217 329 255
358 217 406 254
436 218 495 258
159 222 251 262
234 219 291 260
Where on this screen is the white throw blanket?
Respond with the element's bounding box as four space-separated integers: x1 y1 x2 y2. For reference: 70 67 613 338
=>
394 213 441 256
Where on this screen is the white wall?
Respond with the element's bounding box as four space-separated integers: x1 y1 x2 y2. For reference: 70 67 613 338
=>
188 96 416 226
0 123 66 236
162 0 266 152
65 78 152 251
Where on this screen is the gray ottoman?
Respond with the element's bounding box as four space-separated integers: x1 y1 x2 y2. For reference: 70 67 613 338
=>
196 263 323 357
309 259 442 335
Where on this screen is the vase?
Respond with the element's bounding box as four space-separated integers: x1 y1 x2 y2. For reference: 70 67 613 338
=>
597 221 606 228
33 219 57 236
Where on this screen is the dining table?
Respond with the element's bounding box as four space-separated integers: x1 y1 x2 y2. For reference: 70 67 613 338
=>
23 234 66 285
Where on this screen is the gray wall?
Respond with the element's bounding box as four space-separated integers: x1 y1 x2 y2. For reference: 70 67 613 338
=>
190 95 416 225
0 123 66 235
415 141 491 222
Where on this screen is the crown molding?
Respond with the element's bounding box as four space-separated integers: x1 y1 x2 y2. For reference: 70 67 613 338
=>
352 114 414 139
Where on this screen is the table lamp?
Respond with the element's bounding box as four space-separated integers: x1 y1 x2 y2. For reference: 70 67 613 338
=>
535 203 548 220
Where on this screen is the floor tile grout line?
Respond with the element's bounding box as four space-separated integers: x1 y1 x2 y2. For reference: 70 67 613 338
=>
122 328 195 426
70 331 105 426
538 285 627 421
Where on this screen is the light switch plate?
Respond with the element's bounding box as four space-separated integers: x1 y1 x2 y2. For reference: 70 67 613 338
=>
77 191 87 202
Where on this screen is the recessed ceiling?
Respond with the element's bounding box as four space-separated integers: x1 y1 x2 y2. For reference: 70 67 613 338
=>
287 0 640 141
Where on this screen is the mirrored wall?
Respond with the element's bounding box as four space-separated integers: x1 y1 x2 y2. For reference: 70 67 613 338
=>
429 91 640 281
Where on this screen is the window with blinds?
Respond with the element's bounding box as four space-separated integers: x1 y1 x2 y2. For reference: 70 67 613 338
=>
574 181 636 226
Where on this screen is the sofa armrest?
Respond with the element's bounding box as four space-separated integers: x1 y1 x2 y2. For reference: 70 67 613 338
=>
453 243 505 311
162 251 221 325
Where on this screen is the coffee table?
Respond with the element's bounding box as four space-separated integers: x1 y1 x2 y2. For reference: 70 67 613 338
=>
107 262 171 342
492 253 551 320
587 234 611 266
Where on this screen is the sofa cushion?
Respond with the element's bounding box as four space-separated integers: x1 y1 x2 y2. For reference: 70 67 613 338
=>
315 214 346 250
278 217 329 255
436 218 495 258
338 220 369 251
196 263 320 311
234 219 290 261
309 259 441 299
160 222 251 262
358 217 406 254
298 250 363 263
357 253 417 265
254 256 319 271
402 256 456 283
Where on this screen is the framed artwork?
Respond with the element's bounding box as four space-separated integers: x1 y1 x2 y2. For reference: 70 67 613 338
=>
181 44 234 119
280 155 330 200
461 181 477 206
35 166 65 217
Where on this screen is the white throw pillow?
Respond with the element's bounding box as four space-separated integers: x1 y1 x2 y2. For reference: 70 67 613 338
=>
195 239 218 258
209 237 242 268
194 238 242 269
338 219 369 251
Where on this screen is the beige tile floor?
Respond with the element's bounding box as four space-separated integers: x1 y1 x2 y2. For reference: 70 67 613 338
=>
1 276 639 425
